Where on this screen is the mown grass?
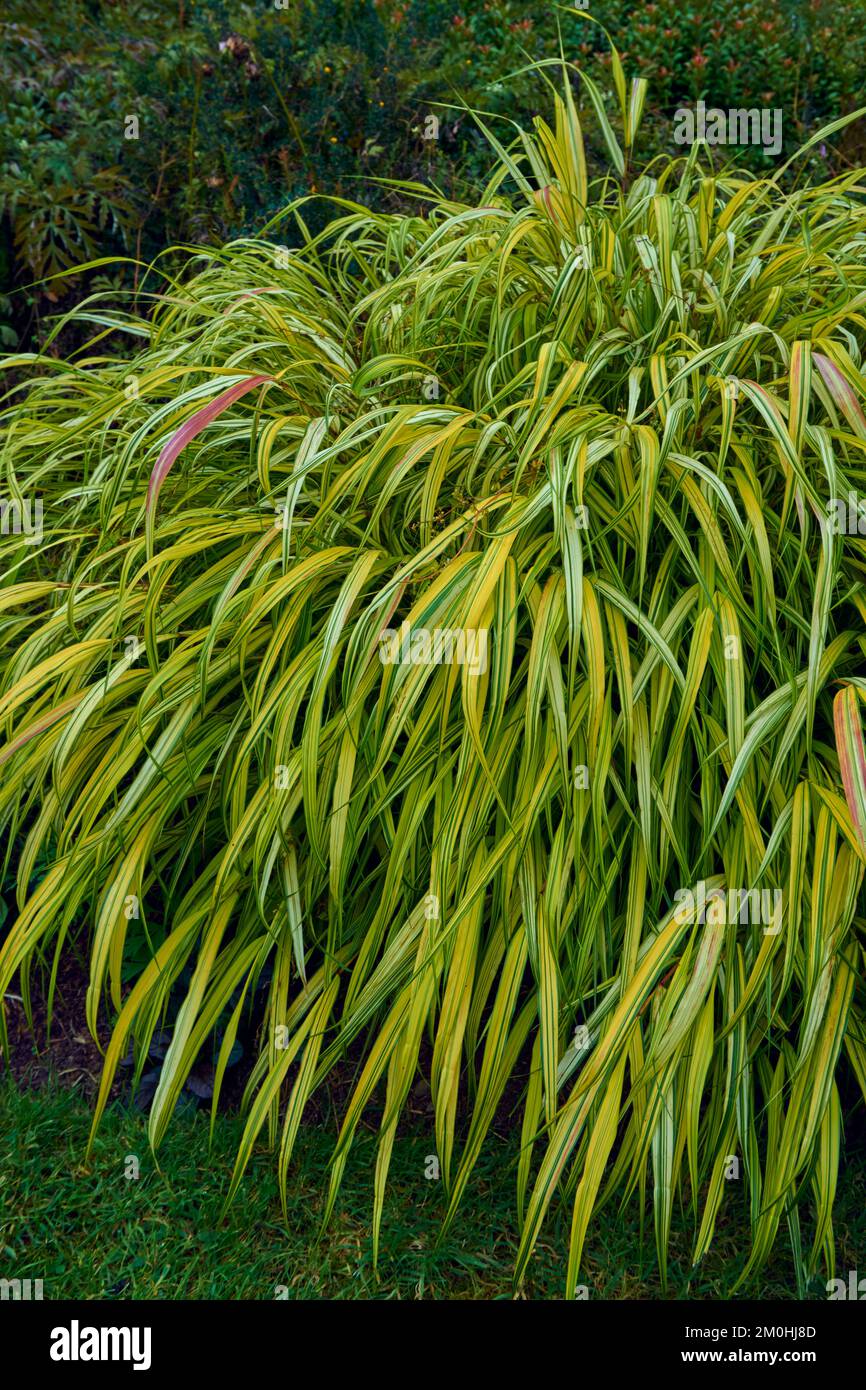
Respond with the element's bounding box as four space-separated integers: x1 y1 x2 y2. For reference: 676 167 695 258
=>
1 1077 863 1300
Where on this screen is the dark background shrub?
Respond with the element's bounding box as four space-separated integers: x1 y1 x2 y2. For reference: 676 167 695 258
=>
2 0 863 350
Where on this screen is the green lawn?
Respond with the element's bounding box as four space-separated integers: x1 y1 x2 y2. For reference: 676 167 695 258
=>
2 1079 862 1300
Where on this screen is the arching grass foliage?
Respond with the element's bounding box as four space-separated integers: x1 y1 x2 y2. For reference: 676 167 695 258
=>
2 49 866 1294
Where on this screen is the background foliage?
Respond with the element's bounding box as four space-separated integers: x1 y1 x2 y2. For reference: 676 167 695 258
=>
3 0 866 348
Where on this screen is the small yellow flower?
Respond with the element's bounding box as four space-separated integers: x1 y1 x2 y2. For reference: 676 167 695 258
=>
330 136 337 143
378 100 385 107
324 65 331 73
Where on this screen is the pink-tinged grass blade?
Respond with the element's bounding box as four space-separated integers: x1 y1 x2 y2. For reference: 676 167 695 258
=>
833 685 866 860
814 353 866 440
227 288 282 311
146 375 273 555
0 694 83 768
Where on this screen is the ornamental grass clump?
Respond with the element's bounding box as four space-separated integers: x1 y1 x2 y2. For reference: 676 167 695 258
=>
1 48 866 1294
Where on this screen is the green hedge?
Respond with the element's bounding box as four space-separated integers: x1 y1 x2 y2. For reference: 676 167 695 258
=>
2 0 864 346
